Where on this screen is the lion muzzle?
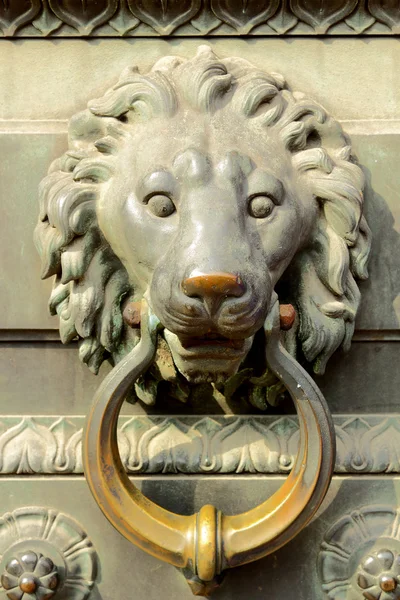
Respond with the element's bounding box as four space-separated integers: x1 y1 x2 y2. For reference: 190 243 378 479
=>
182 272 245 317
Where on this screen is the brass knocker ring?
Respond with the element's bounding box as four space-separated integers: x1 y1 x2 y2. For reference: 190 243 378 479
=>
83 299 335 595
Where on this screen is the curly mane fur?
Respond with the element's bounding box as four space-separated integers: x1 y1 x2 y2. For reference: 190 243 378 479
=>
35 45 371 386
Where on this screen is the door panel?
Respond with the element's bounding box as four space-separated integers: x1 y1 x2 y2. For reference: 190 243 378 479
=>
0 477 398 599
1 9 399 599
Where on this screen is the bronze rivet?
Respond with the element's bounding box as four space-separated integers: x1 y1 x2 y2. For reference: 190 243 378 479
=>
19 575 37 593
123 301 142 328
279 304 296 331
379 575 397 592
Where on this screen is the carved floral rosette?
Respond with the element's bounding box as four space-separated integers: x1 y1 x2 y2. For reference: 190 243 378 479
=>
319 506 400 600
0 508 97 600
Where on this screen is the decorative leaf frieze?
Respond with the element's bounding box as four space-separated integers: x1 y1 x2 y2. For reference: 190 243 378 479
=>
211 0 280 33
109 0 139 35
190 0 221 34
0 0 398 36
368 0 400 33
32 0 62 35
127 0 202 34
345 0 375 32
290 0 358 33
0 0 41 36
0 415 400 475
268 0 298 33
48 0 118 34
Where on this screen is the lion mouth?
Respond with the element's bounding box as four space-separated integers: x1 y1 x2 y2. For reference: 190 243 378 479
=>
178 333 245 351
163 328 254 383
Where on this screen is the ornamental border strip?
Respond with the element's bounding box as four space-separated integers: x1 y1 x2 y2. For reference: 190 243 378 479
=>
0 414 399 475
0 1 400 38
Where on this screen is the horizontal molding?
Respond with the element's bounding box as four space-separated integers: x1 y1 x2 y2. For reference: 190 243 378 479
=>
0 330 61 342
1 330 399 343
352 330 400 342
0 120 67 134
2 120 400 136
0 1 400 37
341 119 400 135
0 414 399 475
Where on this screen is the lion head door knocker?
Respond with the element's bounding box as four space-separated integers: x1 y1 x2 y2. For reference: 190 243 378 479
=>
34 46 371 596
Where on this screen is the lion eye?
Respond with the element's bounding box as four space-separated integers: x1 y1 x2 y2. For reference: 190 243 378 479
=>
146 194 176 218
248 195 275 219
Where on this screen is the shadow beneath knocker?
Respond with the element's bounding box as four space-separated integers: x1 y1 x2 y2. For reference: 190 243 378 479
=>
141 478 197 516
86 586 103 600
356 164 400 330
207 478 400 599
317 162 400 413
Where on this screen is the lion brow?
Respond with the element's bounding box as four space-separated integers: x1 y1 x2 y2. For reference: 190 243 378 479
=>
215 151 255 182
172 148 255 185
172 148 212 184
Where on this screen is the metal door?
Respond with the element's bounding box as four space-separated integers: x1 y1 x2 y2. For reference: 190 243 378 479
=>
1 3 400 599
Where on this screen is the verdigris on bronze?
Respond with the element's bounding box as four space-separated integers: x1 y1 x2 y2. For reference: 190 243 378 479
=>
35 45 370 399
319 505 400 600
2 414 400 475
2 1 400 36
34 47 370 595
0 508 97 600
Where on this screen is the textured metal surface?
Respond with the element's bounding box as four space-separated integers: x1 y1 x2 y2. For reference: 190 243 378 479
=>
320 506 400 600
1 1 400 37
1 33 399 600
0 477 398 599
34 46 370 389
3 343 400 417
0 413 400 475
0 508 97 600
83 301 335 591
1 39 400 121
2 126 399 331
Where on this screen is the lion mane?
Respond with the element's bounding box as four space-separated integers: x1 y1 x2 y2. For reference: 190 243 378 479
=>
35 45 371 392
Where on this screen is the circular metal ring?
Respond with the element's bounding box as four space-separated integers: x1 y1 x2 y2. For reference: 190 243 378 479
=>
83 298 335 585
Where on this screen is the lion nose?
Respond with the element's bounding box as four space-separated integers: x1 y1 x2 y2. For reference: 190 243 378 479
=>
182 272 245 301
